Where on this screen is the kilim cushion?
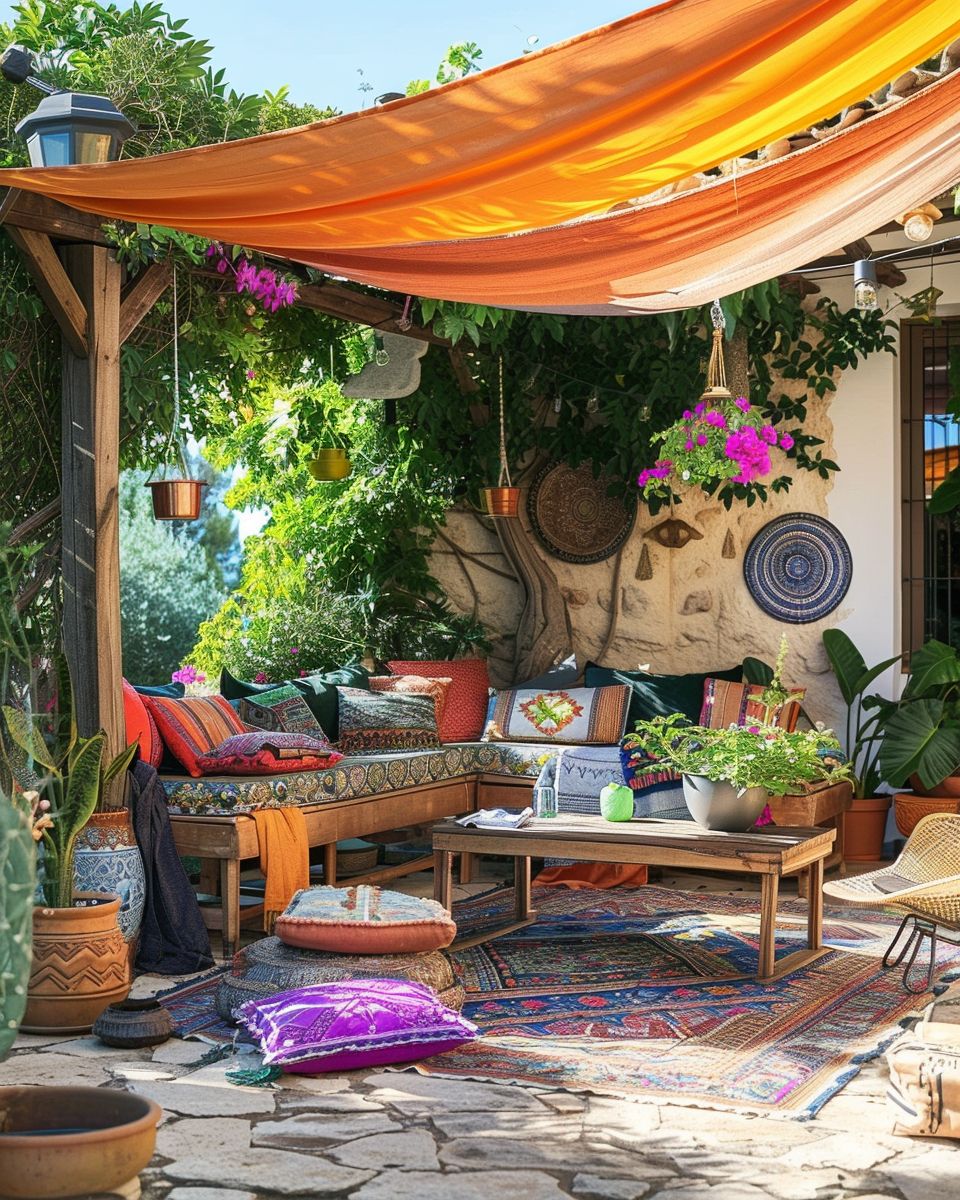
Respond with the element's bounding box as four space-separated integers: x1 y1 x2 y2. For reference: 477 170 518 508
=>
194 731 342 776
220 664 372 739
369 674 452 728
700 677 804 732
122 678 163 767
386 658 490 742
482 684 631 745
215 935 463 1021
238 684 327 738
143 693 246 777
240 979 478 1074
585 661 742 727
275 884 457 954
335 687 440 756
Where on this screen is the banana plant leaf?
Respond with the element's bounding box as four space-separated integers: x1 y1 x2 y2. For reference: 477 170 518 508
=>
902 640 960 699
878 697 960 790
822 629 901 704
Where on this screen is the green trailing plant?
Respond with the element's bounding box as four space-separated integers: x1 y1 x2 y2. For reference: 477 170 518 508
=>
821 629 901 799
876 640 960 792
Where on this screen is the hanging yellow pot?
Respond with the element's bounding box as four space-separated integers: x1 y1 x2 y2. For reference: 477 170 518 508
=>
308 448 352 481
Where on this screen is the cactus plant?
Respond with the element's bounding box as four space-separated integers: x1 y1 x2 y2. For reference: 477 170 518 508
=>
0 792 35 1059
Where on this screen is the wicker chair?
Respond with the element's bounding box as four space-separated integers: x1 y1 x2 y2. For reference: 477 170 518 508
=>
822 812 960 993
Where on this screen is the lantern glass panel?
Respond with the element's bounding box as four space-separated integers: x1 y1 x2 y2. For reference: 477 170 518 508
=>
75 130 113 164
36 130 70 166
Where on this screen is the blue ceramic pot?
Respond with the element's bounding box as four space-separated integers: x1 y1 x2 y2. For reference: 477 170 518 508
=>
73 812 146 944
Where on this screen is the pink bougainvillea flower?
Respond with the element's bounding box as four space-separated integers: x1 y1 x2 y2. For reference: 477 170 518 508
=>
694 402 706 415
682 409 693 420
684 439 694 451
253 671 269 684
290 647 299 655
696 433 708 446
760 425 779 445
246 369 256 380
734 396 750 412
705 410 727 429
780 433 795 450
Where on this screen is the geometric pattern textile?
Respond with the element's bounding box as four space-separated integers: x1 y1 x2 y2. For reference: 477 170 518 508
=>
482 685 631 745
369 675 452 730
700 678 804 732
743 514 853 624
238 685 328 739
335 687 440 756
143 694 247 778
413 886 960 1118
386 659 490 743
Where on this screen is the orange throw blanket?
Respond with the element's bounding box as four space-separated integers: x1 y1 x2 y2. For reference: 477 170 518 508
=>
534 863 649 890
252 808 310 932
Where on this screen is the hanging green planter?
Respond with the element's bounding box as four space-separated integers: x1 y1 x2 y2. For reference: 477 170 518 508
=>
308 447 352 481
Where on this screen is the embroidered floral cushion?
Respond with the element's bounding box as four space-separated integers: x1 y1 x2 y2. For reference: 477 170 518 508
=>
482 684 631 745
240 979 478 1074
335 687 440 756
122 678 163 767
700 678 804 732
275 884 457 954
386 658 490 742
143 693 247 777
369 674 452 728
238 684 328 739
195 731 343 776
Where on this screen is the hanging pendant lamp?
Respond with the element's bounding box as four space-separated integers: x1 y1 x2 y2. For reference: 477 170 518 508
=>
145 264 207 520
482 357 521 517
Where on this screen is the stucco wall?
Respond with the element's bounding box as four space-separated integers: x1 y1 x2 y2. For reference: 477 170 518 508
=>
431 251 960 739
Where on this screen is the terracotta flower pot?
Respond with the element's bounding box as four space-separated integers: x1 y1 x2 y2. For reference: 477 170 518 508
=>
842 795 892 862
482 485 521 517
145 478 206 520
308 448 352 480
908 771 960 798
73 811 146 946
21 893 132 1034
0 1085 161 1199
894 792 960 838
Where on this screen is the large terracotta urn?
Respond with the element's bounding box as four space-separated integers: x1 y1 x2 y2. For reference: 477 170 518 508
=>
73 810 146 945
20 893 132 1034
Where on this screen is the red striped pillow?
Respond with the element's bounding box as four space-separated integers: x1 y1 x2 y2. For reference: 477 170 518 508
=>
143 694 246 777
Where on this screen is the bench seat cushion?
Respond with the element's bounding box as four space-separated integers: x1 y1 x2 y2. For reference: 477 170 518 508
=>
160 741 557 816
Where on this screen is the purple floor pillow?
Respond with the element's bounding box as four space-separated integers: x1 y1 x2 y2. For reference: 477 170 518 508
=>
239 978 478 1074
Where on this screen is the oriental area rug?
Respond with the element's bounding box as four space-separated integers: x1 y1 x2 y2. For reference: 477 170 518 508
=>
414 885 960 1120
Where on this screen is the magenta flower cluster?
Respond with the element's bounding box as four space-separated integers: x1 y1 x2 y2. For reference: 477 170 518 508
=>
636 459 673 488
205 244 297 312
172 665 206 685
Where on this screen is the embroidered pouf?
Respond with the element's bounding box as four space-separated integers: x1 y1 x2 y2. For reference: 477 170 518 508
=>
275 884 456 954
215 935 463 1020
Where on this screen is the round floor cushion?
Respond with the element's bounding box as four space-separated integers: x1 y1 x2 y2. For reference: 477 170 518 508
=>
275 884 457 954
215 935 463 1021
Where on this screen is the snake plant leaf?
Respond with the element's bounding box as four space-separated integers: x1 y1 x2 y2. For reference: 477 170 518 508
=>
1 705 56 772
878 697 960 790
103 740 138 787
902 639 960 699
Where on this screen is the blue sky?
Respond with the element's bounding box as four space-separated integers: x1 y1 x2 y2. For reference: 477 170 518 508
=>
71 1 656 113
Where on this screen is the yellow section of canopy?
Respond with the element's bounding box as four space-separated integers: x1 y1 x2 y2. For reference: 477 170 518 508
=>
1 0 959 247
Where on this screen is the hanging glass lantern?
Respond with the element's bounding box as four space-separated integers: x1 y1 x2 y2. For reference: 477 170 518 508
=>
482 357 521 517
853 260 880 313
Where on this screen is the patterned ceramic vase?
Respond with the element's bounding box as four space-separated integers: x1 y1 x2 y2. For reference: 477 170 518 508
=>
72 811 146 944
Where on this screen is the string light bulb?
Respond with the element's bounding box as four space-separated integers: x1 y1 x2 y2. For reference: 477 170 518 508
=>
896 202 942 244
373 334 390 366
853 260 879 313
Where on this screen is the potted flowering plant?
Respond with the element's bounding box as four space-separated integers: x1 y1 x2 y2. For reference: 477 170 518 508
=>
637 390 795 498
627 713 848 832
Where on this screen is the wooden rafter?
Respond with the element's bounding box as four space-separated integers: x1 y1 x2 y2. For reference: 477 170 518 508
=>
6 225 88 357
119 261 172 345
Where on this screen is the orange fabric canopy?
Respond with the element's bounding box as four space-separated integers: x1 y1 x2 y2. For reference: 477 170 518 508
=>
289 69 960 313
1 0 959 248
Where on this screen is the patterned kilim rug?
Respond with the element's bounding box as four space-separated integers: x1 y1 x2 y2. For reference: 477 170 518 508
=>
414 885 960 1119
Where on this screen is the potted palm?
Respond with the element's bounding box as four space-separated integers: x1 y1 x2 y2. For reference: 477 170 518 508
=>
821 629 901 860
627 713 848 832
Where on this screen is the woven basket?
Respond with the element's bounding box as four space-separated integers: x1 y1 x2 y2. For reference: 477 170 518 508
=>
895 793 960 838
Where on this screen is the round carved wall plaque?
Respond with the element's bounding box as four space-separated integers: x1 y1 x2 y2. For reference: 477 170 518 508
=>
528 461 637 564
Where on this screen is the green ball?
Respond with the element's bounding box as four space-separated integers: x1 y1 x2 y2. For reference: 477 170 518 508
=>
599 783 634 822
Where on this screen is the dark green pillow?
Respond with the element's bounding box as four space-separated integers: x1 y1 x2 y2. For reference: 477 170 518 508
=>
583 661 742 728
132 681 185 698
219 665 372 738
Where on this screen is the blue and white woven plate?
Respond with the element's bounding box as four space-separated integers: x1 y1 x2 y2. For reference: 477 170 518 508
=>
743 514 852 623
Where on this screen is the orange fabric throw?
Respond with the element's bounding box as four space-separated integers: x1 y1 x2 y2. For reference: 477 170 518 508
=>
297 68 960 313
534 862 649 890
1 0 958 247
252 808 310 933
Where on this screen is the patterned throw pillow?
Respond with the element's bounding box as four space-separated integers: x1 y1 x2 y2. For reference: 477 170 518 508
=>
142 694 247 777
585 661 742 726
700 678 804 732
482 684 631 745
240 979 478 1074
238 685 327 738
369 675 452 729
336 687 440 756
275 884 457 953
122 679 163 767
195 731 343 776
220 665 372 739
386 659 490 743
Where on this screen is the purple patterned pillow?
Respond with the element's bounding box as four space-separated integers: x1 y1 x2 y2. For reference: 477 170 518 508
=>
239 979 478 1073
195 730 342 776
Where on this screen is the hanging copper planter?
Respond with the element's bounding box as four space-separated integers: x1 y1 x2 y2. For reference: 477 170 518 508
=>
145 478 207 520
483 356 520 518
308 447 352 481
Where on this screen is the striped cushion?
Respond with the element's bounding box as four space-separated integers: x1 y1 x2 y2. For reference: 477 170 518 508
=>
700 678 803 732
144 694 247 777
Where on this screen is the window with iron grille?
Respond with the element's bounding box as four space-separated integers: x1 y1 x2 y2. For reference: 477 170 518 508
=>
901 316 960 657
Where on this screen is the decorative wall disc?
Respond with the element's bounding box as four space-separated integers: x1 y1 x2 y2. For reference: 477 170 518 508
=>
743 513 852 623
528 461 636 564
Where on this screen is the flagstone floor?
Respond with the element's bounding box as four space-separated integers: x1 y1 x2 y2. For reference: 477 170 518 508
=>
5 867 959 1200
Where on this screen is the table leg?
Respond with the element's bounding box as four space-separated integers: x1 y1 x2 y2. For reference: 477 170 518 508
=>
323 842 337 887
434 849 453 911
807 858 824 950
459 851 475 885
758 873 780 980
220 857 240 962
515 855 532 921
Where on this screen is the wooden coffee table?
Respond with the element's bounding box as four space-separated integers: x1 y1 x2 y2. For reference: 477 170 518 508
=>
433 815 836 981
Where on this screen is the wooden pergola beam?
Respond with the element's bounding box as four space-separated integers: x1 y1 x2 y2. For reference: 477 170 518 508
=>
6 225 88 357
294 280 447 346
0 188 108 244
119 261 172 345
